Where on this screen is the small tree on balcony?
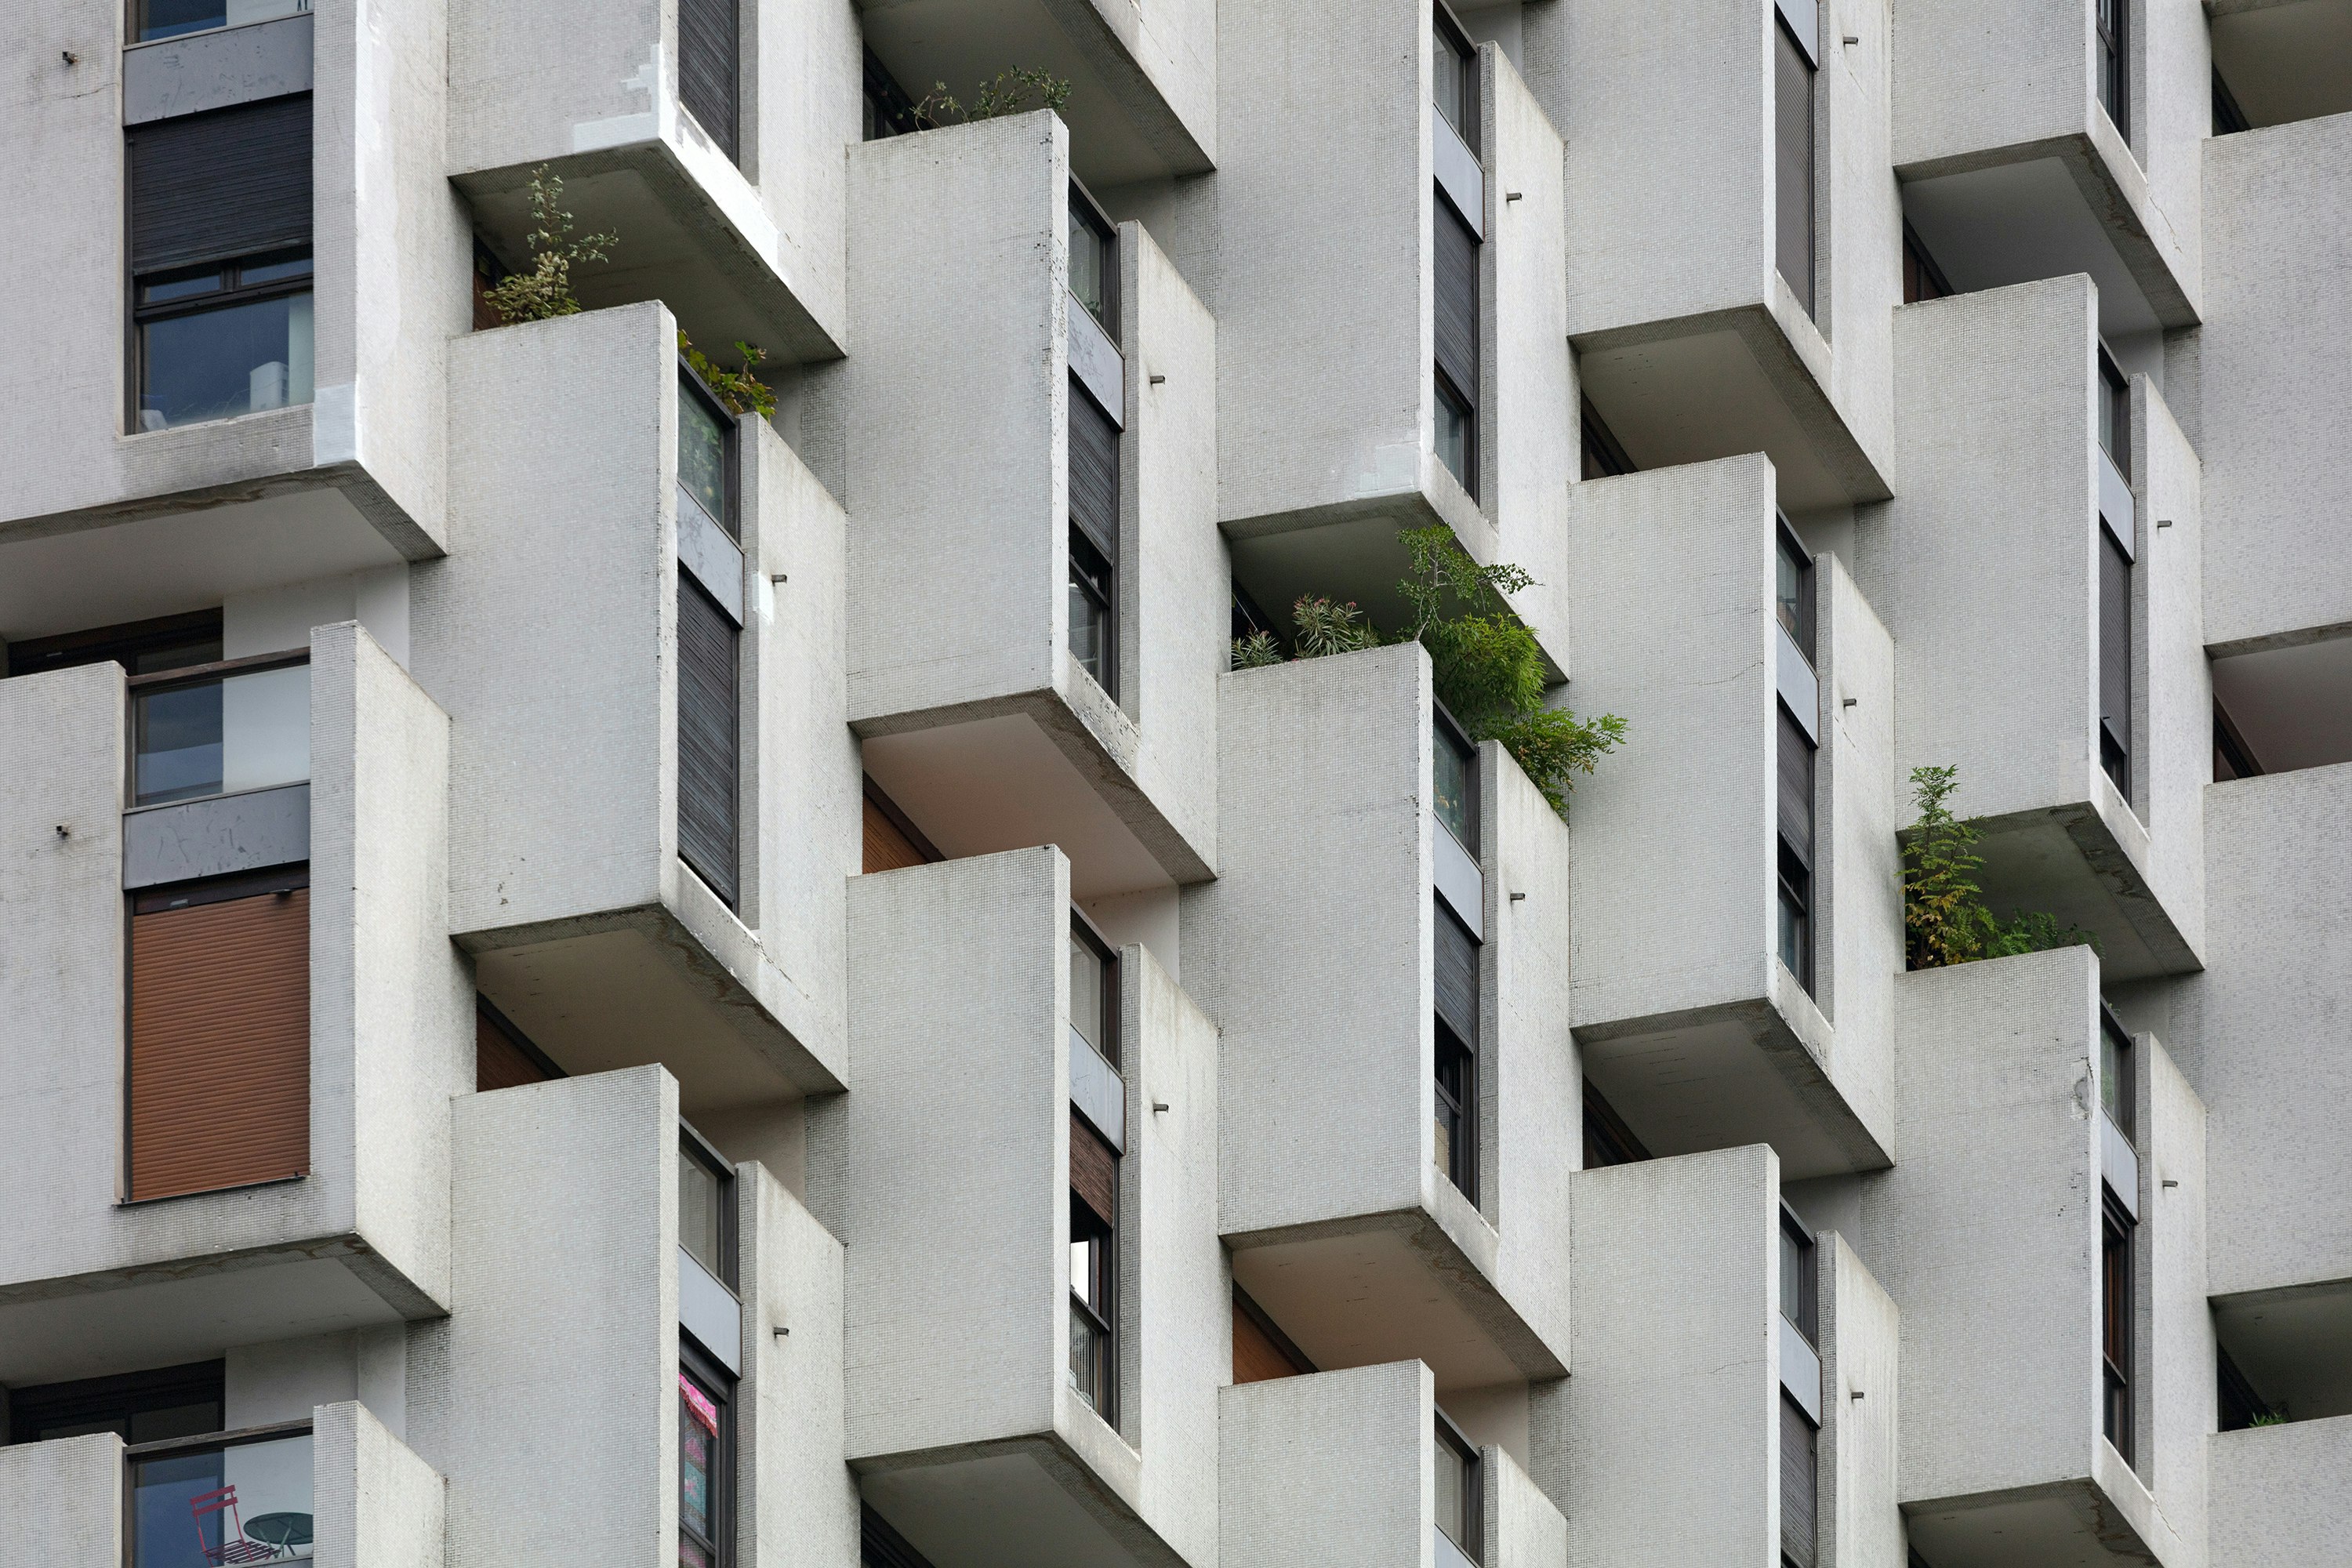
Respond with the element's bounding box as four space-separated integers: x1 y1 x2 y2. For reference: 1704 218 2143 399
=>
909 68 1073 127
485 166 616 325
1903 764 2097 969
678 332 778 420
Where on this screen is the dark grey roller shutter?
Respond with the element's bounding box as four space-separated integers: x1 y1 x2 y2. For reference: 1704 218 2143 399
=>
677 577 739 909
1434 203 1479 405
1774 19 1816 318
679 0 739 163
1434 901 1479 1044
2100 531 2132 782
1780 1394 1818 1568
1777 706 1815 870
129 95 312 274
1069 384 1120 561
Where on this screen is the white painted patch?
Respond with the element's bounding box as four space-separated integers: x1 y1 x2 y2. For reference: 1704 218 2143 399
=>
572 111 657 153
312 382 359 466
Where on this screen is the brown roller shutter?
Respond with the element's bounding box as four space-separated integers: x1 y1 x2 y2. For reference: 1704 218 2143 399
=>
1070 1111 1117 1224
1780 1392 1818 1567
1777 706 1816 871
862 797 927 873
475 1005 557 1092
677 576 740 908
129 887 310 1202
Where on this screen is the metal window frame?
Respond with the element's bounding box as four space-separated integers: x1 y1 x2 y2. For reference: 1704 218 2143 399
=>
1775 515 1816 660
1434 1405 1485 1563
679 1117 738 1292
1432 1 1480 140
1069 1178 1118 1425
677 363 742 543
1779 1205 1819 1345
122 1416 316 1568
1432 698 1481 856
678 1339 736 1568
130 248 315 434
2096 0 2130 143
1434 368 1478 499
1068 176 1120 339
2101 1189 2135 1464
1069 905 1120 1073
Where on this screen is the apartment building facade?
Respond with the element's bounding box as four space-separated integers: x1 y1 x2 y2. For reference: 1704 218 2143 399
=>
0 1 2346 1566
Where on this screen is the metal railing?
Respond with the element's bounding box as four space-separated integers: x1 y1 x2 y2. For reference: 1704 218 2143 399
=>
126 1423 312 1566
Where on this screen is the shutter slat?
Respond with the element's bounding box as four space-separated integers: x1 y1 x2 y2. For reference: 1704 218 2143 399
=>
2101 532 2132 761
1777 706 1816 870
1775 21 1816 314
1069 387 1120 560
677 577 740 908
1434 901 1480 1044
1070 1112 1118 1223
1434 203 1479 403
129 888 310 1202
129 96 313 274
678 0 739 162
1780 1394 1818 1568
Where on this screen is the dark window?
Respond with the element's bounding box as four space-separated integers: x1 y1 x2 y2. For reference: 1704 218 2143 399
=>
862 49 924 140
1069 388 1120 695
2100 349 2131 479
2100 527 2132 800
1434 204 1480 499
2212 700 2264 781
678 0 740 163
5 1361 223 1445
1780 1392 1819 1568
677 579 741 908
1776 519 1815 659
1902 223 1952 304
2103 1192 2135 1463
1581 1078 1651 1169
1069 1120 1118 1423
1069 181 1118 336
1776 522 1817 993
5 609 222 681
128 98 314 432
2212 68 2251 136
133 0 306 42
680 379 737 543
129 868 311 1203
861 1508 938 1568
2100 1004 2136 1141
1231 580 1279 649
1433 703 1479 854
1070 913 1118 1069
1774 10 1818 318
1435 902 1479 1203
475 995 563 1091
2098 0 2130 142
2216 1346 2276 1432
1432 4 1478 141
1436 1409 1483 1563
1780 1210 1817 1345
680 1343 734 1568
680 1121 736 1290
1581 396 1637 479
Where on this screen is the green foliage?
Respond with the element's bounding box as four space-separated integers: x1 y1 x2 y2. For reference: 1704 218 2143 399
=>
912 67 1073 126
485 166 615 325
678 332 778 421
1223 528 1625 818
2249 1410 2288 1428
1904 765 2099 970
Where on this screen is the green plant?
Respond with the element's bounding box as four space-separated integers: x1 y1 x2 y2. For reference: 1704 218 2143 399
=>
485 166 615 325
1290 596 1382 658
1903 765 2099 969
911 67 1073 127
2248 1409 2288 1428
1230 630 1283 670
678 332 778 421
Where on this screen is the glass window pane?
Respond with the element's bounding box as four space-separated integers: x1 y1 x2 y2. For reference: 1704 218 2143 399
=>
240 255 314 286
679 386 730 529
134 681 225 806
680 1148 723 1280
1069 1298 1100 1401
1436 379 1471 489
1780 1225 1803 1325
134 1449 225 1568
1070 207 1107 328
221 663 310 795
140 290 312 431
1432 29 1465 134
129 1402 223 1445
142 271 225 306
1432 724 1473 850
680 1373 717 1566
1070 932 1105 1057
134 1433 314 1568
137 0 228 40
1776 539 1805 643
1069 537 1110 684
1434 1432 1468 1546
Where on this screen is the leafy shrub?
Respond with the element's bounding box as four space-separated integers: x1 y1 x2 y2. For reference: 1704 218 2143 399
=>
678 332 777 420
912 68 1073 127
1903 765 2098 969
485 166 615 325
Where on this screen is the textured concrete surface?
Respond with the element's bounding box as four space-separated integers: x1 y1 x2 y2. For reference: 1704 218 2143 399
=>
2209 1415 2352 1568
1821 1235 1904 1568
1220 1362 1428 1568
0 1433 121 1568
313 1399 445 1568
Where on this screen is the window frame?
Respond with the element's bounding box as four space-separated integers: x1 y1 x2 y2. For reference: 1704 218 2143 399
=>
677 365 742 543
4 1359 225 1446
2098 1002 2136 1142
2101 1189 2135 1465
1069 906 1120 1071
131 248 316 434
1432 699 1480 856
1068 177 1120 338
1773 5 1820 320
1901 222 1953 304
1434 1405 1484 1563
678 1339 735 1568
2096 0 2130 143
1581 1077 1652 1169
679 1118 738 1292
1431 2 1479 142
1779 1206 1818 1345
2097 345 2131 481
1068 1173 1118 1425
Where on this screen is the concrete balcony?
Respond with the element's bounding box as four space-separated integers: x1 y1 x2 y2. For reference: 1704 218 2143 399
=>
1866 948 2208 1568
1551 1145 1898 1568
1882 278 2206 980
448 0 855 362
1221 1362 1566 1568
2210 1414 2352 1568
840 112 1221 905
2209 1 2352 129
2199 110 2352 653
825 847 1221 1568
1523 0 1897 510
0 624 465 1388
1893 0 2205 333
1 6 461 568
1566 454 1897 1180
860 0 1214 187
0 1403 441 1568
1181 643 1573 1391
1214 0 1573 662
444 1065 852 1567
419 302 854 1124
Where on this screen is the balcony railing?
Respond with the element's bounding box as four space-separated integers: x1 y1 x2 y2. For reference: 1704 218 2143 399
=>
129 1424 312 1566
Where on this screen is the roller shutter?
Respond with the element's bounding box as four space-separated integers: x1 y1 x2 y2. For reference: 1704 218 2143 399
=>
1434 901 1480 1044
1434 202 1479 406
1070 1111 1118 1224
1777 705 1816 871
677 577 740 909
1069 387 1120 561
129 96 312 274
2100 531 2132 787
1780 1392 1818 1567
678 0 739 162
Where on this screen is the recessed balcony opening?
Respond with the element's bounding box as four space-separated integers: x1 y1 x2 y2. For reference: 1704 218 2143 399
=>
2209 2 2352 130
2210 633 2352 779
1898 164 2175 347
2215 1279 2352 1428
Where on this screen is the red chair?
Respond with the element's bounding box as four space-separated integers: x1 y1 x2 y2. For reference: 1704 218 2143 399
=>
191 1484 278 1564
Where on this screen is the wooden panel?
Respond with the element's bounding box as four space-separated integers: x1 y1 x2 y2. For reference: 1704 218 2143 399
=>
129 889 310 1202
475 1009 554 1092
862 796 927 874
1232 1304 1304 1385
1070 1111 1117 1224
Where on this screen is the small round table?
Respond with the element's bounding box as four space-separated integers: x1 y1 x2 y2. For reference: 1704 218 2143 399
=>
243 1513 313 1559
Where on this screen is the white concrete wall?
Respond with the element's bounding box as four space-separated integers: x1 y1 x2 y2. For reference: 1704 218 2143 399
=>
1819 556 1900 1122
2144 1037 2211 1544
1219 1362 1428 1568
314 1399 445 1568
443 1065 677 1568
741 1164 858 1568
1491 1443 1570 1568
2197 113 2352 647
2186 762 2352 1294
1822 1236 1903 1568
2209 1415 2352 1568
1893 0 2104 165
0 1433 121 1568
2139 378 2209 954
1563 1145 1779 1568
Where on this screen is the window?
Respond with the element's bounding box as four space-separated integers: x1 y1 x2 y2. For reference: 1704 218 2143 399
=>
2216 1346 2278 1431
1581 1078 1651 1168
129 866 311 1203
4 1361 223 1446
1902 223 1951 304
474 995 562 1091
129 648 309 808
862 1508 938 1568
1432 4 1477 140
134 0 307 43
1774 1 1820 318
1435 1410 1483 1565
677 373 742 910
1433 703 1479 855
1581 396 1636 479
128 97 314 432
679 1347 732 1568
1069 1120 1118 1421
2100 1004 2136 1141
4 608 221 681
1069 401 1120 695
1780 1210 1817 1345
1776 521 1817 994
1070 915 1116 1069
680 1123 735 1289
679 0 740 163
1434 902 1479 1201
1069 183 1117 336
2099 349 2131 479
2100 524 2133 799
130 1423 315 1568
2212 700 2264 781
2097 0 2129 142
862 49 923 140
1432 5 1481 500
1780 1392 1819 1568
1231 580 1279 650
2103 1191 2134 1463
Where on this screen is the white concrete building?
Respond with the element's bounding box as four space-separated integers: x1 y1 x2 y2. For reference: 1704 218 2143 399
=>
1 1 2346 1566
